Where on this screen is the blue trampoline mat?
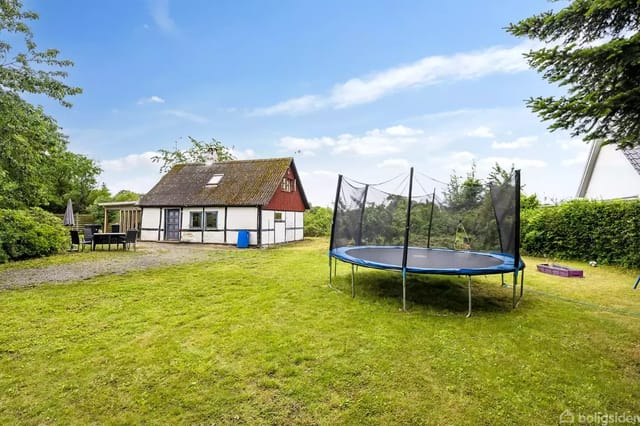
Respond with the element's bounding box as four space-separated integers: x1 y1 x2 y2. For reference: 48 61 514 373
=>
330 246 524 275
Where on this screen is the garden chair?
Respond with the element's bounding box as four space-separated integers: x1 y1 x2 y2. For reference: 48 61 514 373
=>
125 229 138 251
70 229 91 252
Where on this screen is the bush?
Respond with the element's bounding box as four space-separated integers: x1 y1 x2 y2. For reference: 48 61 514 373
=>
0 208 68 263
304 207 333 237
521 199 640 268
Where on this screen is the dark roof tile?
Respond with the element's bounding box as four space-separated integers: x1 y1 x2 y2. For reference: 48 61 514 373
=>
139 157 309 207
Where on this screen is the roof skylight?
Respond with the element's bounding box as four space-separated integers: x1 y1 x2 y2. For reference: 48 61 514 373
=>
207 174 224 186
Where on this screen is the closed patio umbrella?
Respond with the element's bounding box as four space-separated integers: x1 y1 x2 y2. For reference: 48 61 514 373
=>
63 199 75 227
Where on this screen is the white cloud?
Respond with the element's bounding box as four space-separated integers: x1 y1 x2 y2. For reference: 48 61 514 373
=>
466 126 494 138
253 42 534 115
558 138 590 167
231 148 256 160
278 125 424 157
377 158 410 169
559 138 588 151
478 156 547 170
251 95 325 116
99 152 161 194
163 109 209 124
137 95 165 105
148 0 177 33
384 125 423 136
491 136 537 150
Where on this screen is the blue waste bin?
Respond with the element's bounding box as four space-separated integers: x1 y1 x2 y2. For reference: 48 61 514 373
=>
237 230 250 248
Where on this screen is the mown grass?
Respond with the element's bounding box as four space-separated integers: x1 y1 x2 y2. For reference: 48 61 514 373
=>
0 238 638 425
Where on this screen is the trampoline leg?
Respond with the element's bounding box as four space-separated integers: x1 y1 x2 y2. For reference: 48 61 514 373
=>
351 264 355 298
519 270 525 300
501 273 507 287
402 269 407 312
466 275 472 318
329 255 333 288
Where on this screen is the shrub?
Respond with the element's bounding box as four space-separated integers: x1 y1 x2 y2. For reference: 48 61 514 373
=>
521 199 640 268
0 208 68 263
304 206 333 237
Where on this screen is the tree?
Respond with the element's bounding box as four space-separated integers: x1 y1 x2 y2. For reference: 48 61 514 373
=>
508 1 640 150
0 91 101 210
304 206 333 237
152 136 237 173
1 0 81 106
442 162 484 211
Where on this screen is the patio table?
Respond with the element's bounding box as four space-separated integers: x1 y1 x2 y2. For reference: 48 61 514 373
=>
92 232 126 251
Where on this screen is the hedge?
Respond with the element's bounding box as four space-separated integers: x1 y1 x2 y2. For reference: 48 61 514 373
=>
521 199 640 268
0 208 69 263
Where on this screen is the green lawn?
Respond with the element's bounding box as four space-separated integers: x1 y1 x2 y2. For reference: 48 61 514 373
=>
1 238 638 425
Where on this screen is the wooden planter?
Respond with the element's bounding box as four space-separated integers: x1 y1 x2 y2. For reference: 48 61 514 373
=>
536 263 583 278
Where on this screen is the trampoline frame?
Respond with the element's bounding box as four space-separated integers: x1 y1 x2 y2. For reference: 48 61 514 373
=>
328 168 525 317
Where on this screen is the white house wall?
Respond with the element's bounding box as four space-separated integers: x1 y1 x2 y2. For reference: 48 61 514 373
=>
140 206 303 246
261 209 304 245
294 211 304 241
141 206 257 245
586 145 640 199
180 207 227 244
140 208 161 241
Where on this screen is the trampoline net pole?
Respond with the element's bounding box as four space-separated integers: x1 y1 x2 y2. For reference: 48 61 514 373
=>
329 175 343 253
401 168 414 313
329 175 343 288
512 272 517 308
351 264 356 298
426 189 436 248
466 275 472 318
355 185 369 246
402 268 407 312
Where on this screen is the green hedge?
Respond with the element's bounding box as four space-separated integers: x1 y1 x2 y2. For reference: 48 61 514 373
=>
521 199 640 268
0 208 69 263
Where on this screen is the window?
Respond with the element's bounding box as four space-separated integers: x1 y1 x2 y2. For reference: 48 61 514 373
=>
207 174 224 187
274 212 283 221
190 212 202 229
205 211 218 229
281 178 295 192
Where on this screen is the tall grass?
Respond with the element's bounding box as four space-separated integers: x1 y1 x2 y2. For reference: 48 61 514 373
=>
0 239 638 424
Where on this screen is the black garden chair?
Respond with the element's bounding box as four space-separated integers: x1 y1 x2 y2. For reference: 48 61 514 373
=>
125 229 138 251
70 229 91 252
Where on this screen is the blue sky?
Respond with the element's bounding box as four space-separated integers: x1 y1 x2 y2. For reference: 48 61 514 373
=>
25 0 588 206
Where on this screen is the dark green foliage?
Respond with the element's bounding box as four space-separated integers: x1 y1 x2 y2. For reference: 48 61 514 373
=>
0 92 101 210
508 1 640 150
0 208 68 263
1 3 98 212
304 206 332 237
152 136 236 173
0 0 82 107
521 199 640 267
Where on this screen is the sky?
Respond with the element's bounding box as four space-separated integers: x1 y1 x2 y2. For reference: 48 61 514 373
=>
23 0 590 207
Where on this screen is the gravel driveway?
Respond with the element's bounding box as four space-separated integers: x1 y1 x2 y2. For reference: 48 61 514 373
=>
0 242 230 290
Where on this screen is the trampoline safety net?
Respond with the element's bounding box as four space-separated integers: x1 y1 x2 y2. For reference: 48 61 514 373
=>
330 169 520 261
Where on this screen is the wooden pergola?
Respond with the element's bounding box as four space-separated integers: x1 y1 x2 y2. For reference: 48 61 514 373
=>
98 201 142 233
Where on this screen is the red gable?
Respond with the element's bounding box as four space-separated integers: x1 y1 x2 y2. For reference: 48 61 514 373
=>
264 166 307 212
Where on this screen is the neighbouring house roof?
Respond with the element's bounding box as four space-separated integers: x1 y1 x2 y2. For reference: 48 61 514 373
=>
622 146 640 175
138 157 309 208
577 142 640 198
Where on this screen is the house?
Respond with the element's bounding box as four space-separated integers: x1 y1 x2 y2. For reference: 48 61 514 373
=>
576 142 640 200
138 157 309 246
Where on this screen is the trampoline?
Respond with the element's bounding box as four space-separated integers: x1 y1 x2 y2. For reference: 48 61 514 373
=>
328 168 526 317
331 246 520 275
